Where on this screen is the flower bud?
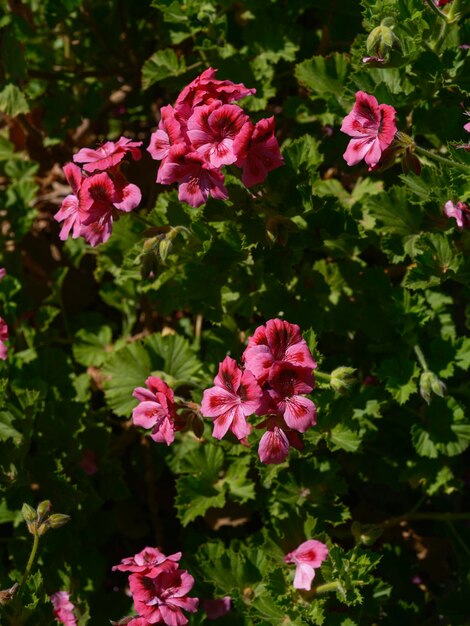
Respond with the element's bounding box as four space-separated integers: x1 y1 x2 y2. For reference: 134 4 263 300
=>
36 500 51 522
366 19 402 62
330 367 357 394
0 583 19 605
47 513 71 529
21 503 37 524
419 371 446 404
159 237 173 263
402 148 421 176
351 521 383 546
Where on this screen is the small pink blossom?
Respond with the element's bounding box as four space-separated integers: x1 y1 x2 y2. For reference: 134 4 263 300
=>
129 569 199 626
54 163 84 240
267 363 316 433
243 318 316 386
50 591 77 626
148 105 186 162
202 596 231 620
0 268 6 281
258 422 303 464
132 376 178 445
73 136 142 173
113 546 181 576
444 200 470 229
201 356 262 440
0 316 9 361
341 91 397 168
284 540 329 591
234 117 284 187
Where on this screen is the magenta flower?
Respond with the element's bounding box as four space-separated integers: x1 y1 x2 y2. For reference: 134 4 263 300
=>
284 540 329 591
201 356 262 440
147 105 186 161
0 316 9 361
187 102 248 168
258 422 303 464
341 91 397 168
129 569 199 626
202 596 231 620
267 363 316 433
243 318 316 386
113 546 181 576
132 376 178 445
73 136 142 173
54 163 84 240
50 591 77 626
0 268 6 281
234 117 284 187
444 200 470 229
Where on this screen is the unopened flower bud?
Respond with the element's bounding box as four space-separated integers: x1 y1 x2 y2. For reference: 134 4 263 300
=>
159 237 173 263
36 500 51 522
21 503 37 524
366 19 401 61
330 367 357 394
419 371 446 404
0 583 19 605
351 521 383 546
47 513 71 529
402 148 421 176
37 522 49 536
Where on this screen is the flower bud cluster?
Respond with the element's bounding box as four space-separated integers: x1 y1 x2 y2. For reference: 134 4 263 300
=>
112 546 198 625
21 500 70 536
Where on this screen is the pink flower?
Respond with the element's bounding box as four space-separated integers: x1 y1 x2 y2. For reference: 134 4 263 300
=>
113 546 181 576
132 377 178 445
341 91 397 168
243 318 316 386
0 316 9 361
444 200 470 229
258 422 303 464
234 117 284 187
54 163 84 240
464 113 470 134
73 136 142 173
201 356 262 440
202 596 231 620
50 591 77 626
187 102 249 168
148 105 186 162
283 540 329 591
0 268 6 281
267 363 316 433
129 569 199 626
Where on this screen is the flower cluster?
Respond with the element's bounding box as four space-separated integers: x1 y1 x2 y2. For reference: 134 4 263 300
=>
112 546 198 625
0 269 8 361
341 91 397 169
147 68 284 207
201 318 317 464
50 591 77 626
54 137 142 246
284 540 329 591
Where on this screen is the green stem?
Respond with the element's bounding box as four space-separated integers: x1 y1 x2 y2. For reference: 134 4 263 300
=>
414 345 429 372
414 145 470 173
314 580 364 595
20 533 39 590
382 511 470 528
424 0 450 22
315 371 332 383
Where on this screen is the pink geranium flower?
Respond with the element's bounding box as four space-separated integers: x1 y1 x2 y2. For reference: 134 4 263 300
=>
147 105 186 161
258 421 303 464
284 540 329 591
267 363 316 433
54 163 85 240
341 91 397 168
0 268 6 281
73 136 142 173
187 102 249 168
444 200 470 229
50 591 77 626
0 316 9 361
202 596 231 620
243 318 316 386
234 117 284 187
201 356 262 440
132 376 178 445
129 569 199 626
113 546 181 576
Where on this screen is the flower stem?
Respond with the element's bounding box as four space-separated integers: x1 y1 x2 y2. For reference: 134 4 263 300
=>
314 580 364 595
381 511 470 528
414 345 429 372
424 0 451 22
414 145 470 173
20 533 39 590
315 371 331 383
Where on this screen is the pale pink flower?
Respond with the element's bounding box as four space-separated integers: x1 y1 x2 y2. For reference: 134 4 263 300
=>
267 363 316 433
243 318 316 386
54 163 84 240
0 316 9 361
147 105 186 162
50 591 77 626
201 356 262 440
132 376 178 445
113 546 181 576
341 91 397 168
187 102 249 168
284 540 329 591
464 113 470 134
73 136 142 173
202 596 231 620
234 117 284 187
129 569 199 626
444 200 470 229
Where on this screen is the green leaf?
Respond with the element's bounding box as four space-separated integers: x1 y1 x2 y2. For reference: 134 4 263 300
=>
377 358 419 404
411 397 470 458
295 53 349 100
72 326 113 367
223 456 256 503
0 411 22 444
142 49 186 89
329 424 361 452
175 475 226 526
0 84 29 117
145 333 202 385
